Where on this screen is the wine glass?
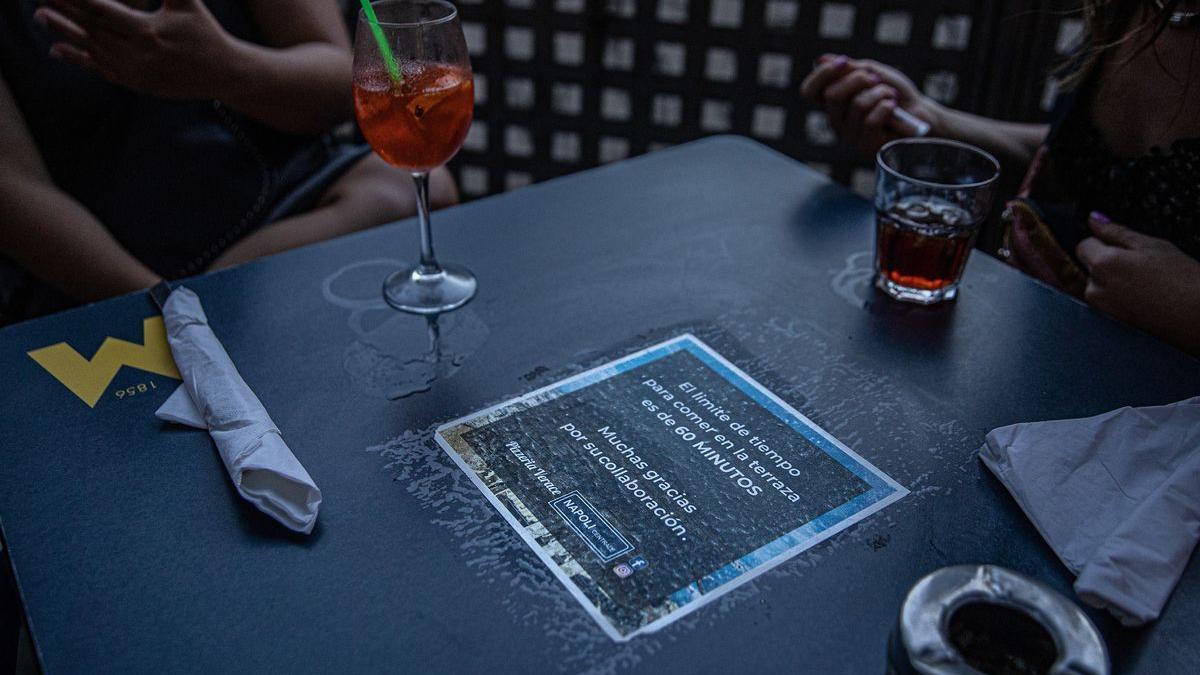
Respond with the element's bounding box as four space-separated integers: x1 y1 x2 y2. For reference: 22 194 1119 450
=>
353 0 476 314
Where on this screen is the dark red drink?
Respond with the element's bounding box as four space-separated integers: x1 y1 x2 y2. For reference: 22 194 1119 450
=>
875 196 977 301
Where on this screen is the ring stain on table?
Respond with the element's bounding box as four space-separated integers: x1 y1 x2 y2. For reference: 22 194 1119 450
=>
321 258 489 399
831 250 877 310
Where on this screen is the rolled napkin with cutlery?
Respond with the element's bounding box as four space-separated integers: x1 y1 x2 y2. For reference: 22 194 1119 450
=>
980 397 1200 626
154 286 322 534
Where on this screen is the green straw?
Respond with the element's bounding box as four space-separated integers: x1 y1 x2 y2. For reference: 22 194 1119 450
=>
359 0 402 84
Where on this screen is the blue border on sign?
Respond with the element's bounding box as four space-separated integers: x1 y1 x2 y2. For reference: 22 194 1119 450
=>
539 335 900 608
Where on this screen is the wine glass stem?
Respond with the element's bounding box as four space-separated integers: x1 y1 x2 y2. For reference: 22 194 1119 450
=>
411 171 440 275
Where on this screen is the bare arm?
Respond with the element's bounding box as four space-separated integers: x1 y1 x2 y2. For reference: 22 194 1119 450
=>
0 74 160 302
802 55 1048 178
928 105 1048 180
217 0 353 134
39 0 352 135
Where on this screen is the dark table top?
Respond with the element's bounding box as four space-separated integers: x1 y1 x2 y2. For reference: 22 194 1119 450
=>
2 136 1198 673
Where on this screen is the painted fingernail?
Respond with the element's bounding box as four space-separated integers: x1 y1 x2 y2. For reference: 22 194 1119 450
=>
832 55 849 68
1089 211 1110 224
867 72 882 85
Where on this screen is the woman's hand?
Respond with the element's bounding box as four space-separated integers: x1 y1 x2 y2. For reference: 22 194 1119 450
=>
35 0 235 100
800 54 942 157
1076 212 1200 355
35 0 353 135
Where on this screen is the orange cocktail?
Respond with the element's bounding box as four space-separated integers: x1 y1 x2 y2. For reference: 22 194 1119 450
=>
353 63 474 173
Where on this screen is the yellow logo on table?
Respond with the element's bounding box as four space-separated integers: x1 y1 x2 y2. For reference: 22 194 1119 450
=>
27 317 180 408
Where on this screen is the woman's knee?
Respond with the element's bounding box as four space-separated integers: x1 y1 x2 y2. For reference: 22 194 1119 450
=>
428 167 460 210
321 156 413 225
328 157 460 223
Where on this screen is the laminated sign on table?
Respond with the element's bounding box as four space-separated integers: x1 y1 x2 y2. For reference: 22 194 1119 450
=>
436 335 908 640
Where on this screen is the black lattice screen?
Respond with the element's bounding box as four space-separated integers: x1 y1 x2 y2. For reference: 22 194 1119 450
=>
444 0 1083 199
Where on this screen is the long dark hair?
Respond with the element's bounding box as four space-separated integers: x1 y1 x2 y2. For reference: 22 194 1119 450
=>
1057 0 1190 89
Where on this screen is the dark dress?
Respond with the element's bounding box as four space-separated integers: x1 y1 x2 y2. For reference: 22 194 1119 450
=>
1030 75 1200 263
0 0 369 324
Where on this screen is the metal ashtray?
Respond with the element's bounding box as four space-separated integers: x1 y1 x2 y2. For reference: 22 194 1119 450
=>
888 565 1109 675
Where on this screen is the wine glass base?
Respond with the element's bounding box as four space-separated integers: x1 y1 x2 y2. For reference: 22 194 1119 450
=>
383 263 477 315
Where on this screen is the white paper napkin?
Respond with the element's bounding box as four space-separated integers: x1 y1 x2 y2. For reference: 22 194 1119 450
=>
155 287 322 534
980 397 1200 625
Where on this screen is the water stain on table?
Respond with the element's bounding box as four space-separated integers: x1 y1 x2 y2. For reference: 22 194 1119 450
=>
321 258 489 400
830 250 877 310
